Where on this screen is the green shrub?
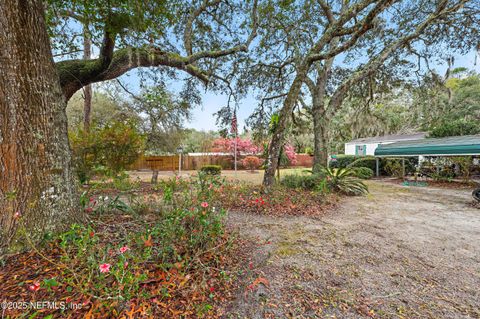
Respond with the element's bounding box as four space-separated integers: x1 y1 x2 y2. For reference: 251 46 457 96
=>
329 155 358 169
387 158 417 175
383 159 403 178
200 165 222 175
69 120 145 183
304 147 314 156
281 173 325 190
348 156 377 171
98 121 145 174
351 167 374 179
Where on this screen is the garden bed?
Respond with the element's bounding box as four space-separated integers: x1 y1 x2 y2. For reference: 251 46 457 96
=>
0 174 342 318
0 177 242 318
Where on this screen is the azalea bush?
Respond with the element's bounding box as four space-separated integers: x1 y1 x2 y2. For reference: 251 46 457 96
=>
283 144 298 166
241 156 262 172
211 137 261 155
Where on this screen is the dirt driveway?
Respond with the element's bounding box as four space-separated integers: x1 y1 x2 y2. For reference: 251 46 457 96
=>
225 181 480 319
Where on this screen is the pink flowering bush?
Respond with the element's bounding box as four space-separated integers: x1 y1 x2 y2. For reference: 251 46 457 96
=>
212 137 261 155
283 144 298 166
241 156 262 172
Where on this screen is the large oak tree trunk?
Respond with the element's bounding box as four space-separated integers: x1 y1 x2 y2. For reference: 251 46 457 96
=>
312 115 329 172
0 0 82 254
311 92 329 173
311 57 334 173
263 70 306 188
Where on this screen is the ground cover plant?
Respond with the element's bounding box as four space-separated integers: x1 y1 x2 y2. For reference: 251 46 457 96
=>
0 175 241 318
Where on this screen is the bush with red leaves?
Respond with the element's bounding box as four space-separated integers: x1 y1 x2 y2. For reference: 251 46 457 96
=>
241 156 262 172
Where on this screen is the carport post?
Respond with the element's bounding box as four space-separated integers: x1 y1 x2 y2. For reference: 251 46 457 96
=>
375 158 380 177
402 158 405 179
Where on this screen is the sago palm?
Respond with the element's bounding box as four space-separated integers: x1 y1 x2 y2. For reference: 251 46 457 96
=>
321 167 369 196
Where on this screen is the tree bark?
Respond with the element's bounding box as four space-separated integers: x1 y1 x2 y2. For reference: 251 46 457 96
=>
263 70 307 187
311 58 335 173
83 24 92 132
0 0 82 254
313 118 329 171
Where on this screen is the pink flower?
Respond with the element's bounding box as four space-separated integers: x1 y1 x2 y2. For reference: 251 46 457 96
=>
85 207 93 213
249 262 253 270
89 197 95 202
201 202 209 208
13 211 21 219
99 263 111 273
28 281 41 292
119 246 129 254
209 286 215 292
124 262 129 269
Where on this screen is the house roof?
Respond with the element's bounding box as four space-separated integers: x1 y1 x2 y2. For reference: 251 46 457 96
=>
346 132 426 144
374 134 480 157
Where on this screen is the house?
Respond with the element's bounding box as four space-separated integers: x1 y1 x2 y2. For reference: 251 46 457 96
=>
344 133 426 156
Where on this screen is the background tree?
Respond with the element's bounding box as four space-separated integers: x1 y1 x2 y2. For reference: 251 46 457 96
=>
0 0 258 252
253 0 395 186
243 0 477 182
121 84 192 154
67 90 137 130
183 129 219 153
48 0 259 101
423 69 480 137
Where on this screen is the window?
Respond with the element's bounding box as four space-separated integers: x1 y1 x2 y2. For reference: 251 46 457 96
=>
355 144 366 156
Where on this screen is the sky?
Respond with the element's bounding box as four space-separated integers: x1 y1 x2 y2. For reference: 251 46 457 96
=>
107 50 480 134
180 51 480 133
60 9 480 135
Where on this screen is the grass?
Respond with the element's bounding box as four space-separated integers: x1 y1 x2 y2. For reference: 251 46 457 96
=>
128 168 311 185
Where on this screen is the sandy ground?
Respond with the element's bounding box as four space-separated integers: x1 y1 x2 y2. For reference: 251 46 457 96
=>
225 180 480 318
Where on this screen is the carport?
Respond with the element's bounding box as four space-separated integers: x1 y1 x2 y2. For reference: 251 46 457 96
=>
373 134 480 177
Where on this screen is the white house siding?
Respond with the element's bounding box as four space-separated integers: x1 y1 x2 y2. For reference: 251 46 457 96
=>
344 133 427 157
345 144 356 155
345 142 395 156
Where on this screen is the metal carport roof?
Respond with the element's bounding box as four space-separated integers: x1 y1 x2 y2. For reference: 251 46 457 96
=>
374 135 480 157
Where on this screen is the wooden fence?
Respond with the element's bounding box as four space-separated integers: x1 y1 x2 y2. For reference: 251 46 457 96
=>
129 155 234 171
130 154 313 171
